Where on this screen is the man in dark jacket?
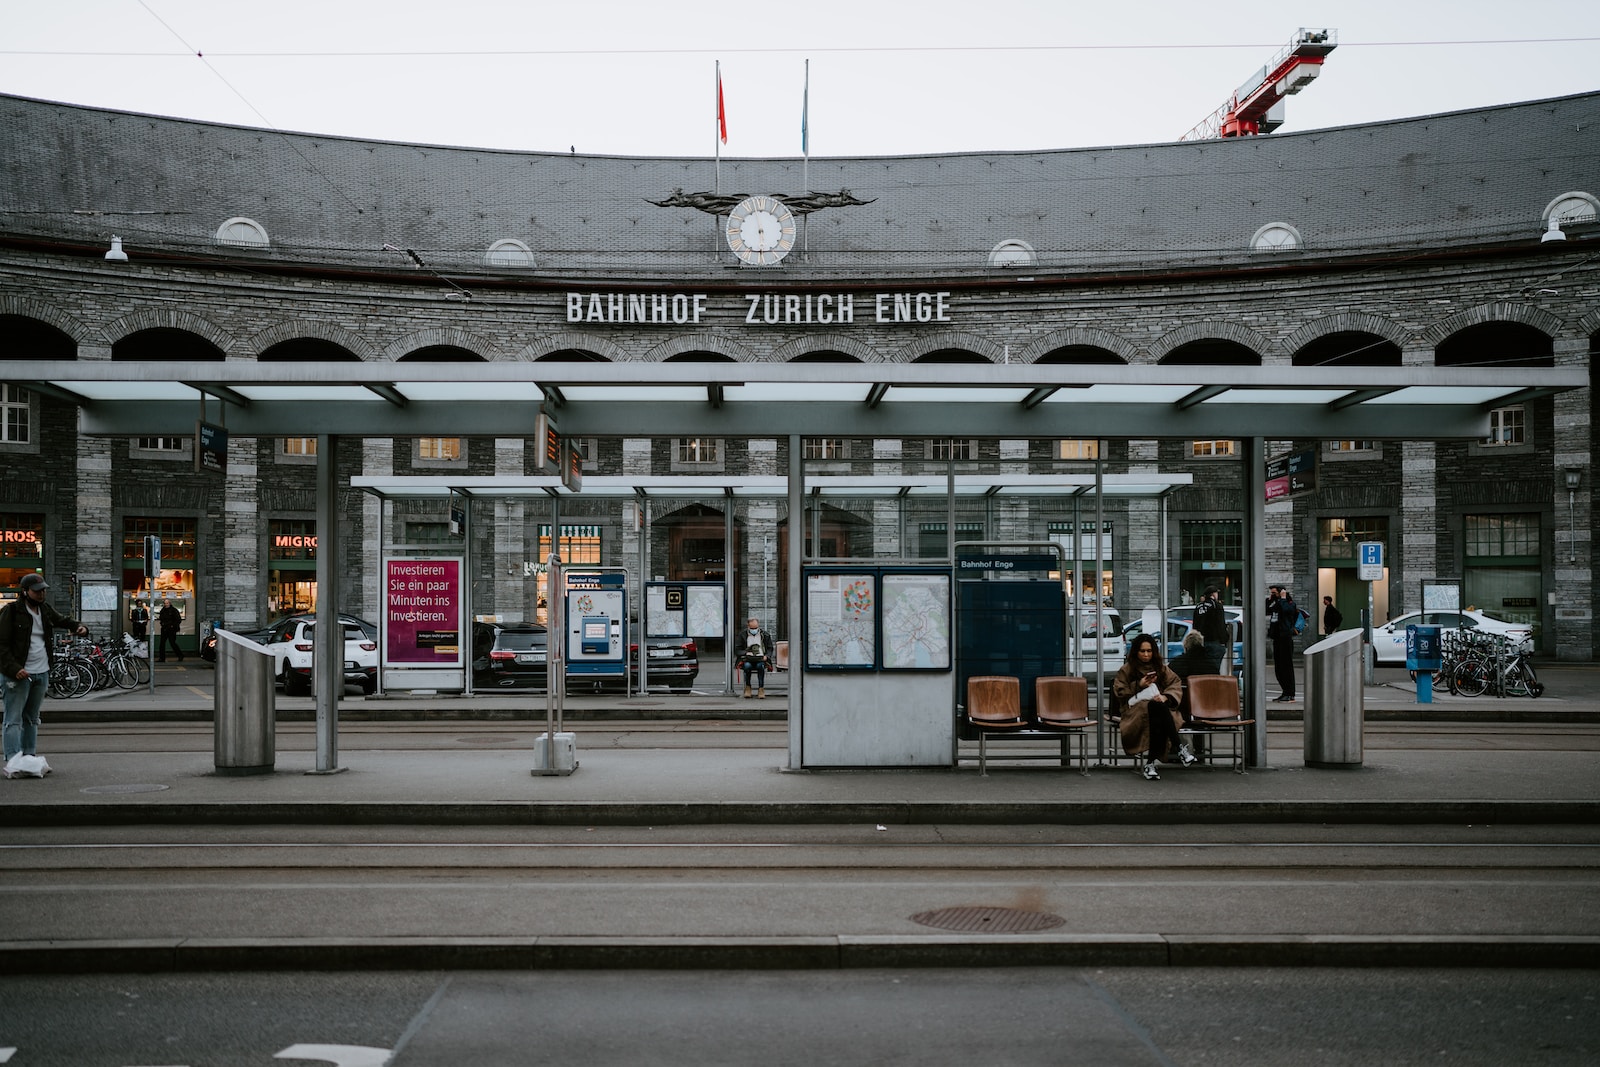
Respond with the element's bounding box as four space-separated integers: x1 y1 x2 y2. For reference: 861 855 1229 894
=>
2 573 87 770
1267 587 1299 701
737 616 775 698
1323 595 1344 635
156 598 184 662
1193 585 1229 674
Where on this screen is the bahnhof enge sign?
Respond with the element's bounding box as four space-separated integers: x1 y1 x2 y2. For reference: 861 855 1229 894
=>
1 87 1595 707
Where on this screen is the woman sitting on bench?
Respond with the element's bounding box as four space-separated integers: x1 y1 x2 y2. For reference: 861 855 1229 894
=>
1113 633 1196 780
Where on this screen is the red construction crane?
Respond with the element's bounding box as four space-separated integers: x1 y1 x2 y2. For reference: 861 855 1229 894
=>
1181 28 1337 141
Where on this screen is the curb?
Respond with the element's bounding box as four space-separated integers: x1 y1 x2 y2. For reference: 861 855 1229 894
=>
8 799 1599 827
4 935 1595 974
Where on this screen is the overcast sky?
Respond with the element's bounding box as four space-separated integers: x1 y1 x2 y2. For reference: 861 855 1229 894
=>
4 0 1597 158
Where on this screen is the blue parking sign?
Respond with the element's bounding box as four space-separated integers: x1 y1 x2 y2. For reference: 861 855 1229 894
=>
1357 541 1383 580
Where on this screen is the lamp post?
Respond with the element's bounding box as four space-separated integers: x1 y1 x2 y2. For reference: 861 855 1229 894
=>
1566 468 1583 563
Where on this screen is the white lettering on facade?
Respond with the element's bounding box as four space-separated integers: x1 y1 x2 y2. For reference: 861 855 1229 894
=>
568 292 929 327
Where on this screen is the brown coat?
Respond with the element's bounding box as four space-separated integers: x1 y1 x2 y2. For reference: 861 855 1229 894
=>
1112 659 1183 757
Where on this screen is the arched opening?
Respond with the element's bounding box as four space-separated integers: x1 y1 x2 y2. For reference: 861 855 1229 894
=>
1436 322 1554 367
113 328 224 361
259 338 360 362
537 349 610 362
665 352 737 362
1036 345 1124 365
913 349 989 364
1292 331 1401 367
398 345 486 362
789 351 862 363
1160 339 1260 365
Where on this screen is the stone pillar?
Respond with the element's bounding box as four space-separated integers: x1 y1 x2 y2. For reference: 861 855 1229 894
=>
1397 442 1436 617
493 438 526 620
74 437 114 634
221 440 259 628
1552 337 1591 660
1125 440 1161 609
360 438 393 624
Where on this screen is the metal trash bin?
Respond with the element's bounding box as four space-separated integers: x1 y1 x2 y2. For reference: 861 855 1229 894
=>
1302 628 1363 767
213 628 276 775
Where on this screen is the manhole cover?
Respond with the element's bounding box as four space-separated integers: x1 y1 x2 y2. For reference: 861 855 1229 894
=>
910 906 1065 934
455 736 518 745
80 784 171 795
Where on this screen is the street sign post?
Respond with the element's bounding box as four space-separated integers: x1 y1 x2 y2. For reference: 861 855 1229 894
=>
1357 541 1384 581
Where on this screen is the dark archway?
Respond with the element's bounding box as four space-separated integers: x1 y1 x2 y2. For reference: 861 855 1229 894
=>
1036 345 1124 365
0 315 75 360
789 351 863 363
259 338 360 362
537 349 610 362
1436 322 1554 367
665 352 737 362
1292 331 1401 366
399 345 485 362
913 349 989 364
1160 339 1260 365
113 328 224 361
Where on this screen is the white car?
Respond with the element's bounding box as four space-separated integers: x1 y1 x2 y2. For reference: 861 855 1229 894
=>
1371 610 1533 665
1069 608 1125 661
257 614 379 695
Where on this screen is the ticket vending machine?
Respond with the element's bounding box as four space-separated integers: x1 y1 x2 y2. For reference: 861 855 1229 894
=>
564 572 627 683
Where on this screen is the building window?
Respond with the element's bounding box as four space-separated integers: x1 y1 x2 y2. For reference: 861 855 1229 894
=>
281 437 318 458
415 438 464 465
987 239 1038 269
1328 440 1376 453
1465 514 1539 558
1250 222 1302 252
803 438 848 460
674 438 723 465
538 524 602 566
1483 406 1525 447
485 238 535 268
1057 439 1101 461
136 436 184 452
573 437 599 470
123 516 198 562
1180 520 1242 562
215 216 270 248
1318 517 1388 561
1 385 30 444
1191 440 1235 458
928 439 975 461
918 522 983 559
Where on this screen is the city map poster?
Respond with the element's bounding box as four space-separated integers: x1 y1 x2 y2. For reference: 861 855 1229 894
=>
805 572 876 668
383 557 463 667
645 584 685 636
686 584 726 637
881 571 951 670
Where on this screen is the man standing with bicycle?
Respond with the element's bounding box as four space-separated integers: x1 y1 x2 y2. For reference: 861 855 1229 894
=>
1 573 87 776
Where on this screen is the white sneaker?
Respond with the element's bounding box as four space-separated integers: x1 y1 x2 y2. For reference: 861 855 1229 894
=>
1142 762 1161 781
1178 744 1197 767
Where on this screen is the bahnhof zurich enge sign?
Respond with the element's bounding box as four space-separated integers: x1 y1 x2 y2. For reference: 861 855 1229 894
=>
565 290 954 326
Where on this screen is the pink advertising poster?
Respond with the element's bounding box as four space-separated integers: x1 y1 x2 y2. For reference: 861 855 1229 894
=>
384 557 463 667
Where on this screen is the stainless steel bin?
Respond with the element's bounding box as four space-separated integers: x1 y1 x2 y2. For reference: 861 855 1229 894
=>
1302 628 1363 767
214 628 276 775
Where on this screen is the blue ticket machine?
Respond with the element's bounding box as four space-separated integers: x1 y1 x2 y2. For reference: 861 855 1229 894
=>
1406 624 1443 703
565 573 627 682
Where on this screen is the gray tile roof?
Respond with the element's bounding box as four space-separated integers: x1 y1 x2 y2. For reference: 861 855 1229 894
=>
3 90 1596 276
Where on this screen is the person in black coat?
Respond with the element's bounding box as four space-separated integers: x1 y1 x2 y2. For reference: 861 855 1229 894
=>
1322 595 1344 635
1193 585 1230 674
1267 587 1298 701
156 599 184 663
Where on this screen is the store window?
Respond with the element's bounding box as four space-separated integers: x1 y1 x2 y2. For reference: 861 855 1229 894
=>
281 437 318 459
268 519 318 621
0 512 44 597
1464 513 1542 649
1049 520 1116 603
1191 440 1235 458
1056 439 1101 460
415 438 464 465
1 385 31 445
123 516 198 651
1178 520 1241 604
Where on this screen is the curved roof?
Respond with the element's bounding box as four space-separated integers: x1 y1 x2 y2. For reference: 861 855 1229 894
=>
3 90 1597 279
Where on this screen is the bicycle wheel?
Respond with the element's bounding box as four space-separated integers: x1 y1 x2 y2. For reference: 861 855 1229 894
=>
109 653 140 689
1450 659 1489 697
49 660 92 699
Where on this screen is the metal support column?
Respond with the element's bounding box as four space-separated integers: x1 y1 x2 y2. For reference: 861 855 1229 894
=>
312 433 343 774
1245 437 1268 768
786 434 804 771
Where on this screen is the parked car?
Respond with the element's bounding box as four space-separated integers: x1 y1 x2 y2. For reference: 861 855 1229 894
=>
247 613 379 695
472 622 548 690
1119 604 1246 670
472 622 699 693
629 635 699 692
1069 607 1124 661
1370 609 1533 665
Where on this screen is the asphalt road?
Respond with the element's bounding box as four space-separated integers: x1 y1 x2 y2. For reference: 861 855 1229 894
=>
1 968 1594 1066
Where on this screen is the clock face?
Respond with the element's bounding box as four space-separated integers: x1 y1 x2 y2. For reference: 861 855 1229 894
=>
726 195 796 265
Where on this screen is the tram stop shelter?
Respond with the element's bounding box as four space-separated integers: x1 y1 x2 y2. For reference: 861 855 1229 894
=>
24 359 1583 772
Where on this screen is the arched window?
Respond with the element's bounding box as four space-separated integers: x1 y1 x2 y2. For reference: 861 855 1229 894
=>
485 239 535 268
215 217 269 248
1249 222 1301 253
988 239 1038 268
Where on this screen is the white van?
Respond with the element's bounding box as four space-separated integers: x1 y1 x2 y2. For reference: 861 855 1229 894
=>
1069 607 1124 661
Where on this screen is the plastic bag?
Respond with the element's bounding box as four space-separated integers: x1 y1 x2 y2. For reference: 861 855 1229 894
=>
4 753 51 778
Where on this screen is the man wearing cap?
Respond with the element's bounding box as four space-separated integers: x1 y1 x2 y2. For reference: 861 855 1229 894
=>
1 573 88 772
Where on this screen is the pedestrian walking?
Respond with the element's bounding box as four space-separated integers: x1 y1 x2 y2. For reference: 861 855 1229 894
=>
1 573 88 774
130 599 149 640
156 597 184 662
1323 595 1343 636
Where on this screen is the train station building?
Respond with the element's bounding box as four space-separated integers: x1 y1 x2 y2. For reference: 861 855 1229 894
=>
2 87 1595 683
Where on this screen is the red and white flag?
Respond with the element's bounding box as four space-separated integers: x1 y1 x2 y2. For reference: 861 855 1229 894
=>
716 63 728 144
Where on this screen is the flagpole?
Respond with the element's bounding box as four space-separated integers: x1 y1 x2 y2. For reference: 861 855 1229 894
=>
714 61 722 195
801 58 809 257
